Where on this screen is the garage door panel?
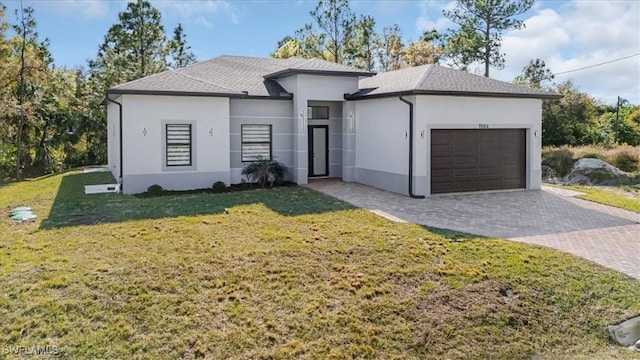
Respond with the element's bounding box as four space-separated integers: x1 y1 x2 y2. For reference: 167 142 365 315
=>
431 168 452 177
431 129 526 194
454 167 478 176
454 155 477 165
478 179 503 189
431 157 453 167
478 166 501 176
432 144 452 153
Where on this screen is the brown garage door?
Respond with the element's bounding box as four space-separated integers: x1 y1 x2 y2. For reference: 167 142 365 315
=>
431 129 526 194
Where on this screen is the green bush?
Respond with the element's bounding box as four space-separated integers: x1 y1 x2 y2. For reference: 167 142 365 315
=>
211 181 227 193
241 156 288 188
542 148 575 177
146 184 164 197
613 152 639 173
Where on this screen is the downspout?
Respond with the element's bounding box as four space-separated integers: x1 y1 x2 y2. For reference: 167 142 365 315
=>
106 95 123 188
399 96 425 199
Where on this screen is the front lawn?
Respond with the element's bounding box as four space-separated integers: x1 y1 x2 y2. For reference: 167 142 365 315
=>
1 171 639 359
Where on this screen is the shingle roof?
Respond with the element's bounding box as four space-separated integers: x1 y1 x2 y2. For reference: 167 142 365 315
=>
109 55 373 98
348 64 561 99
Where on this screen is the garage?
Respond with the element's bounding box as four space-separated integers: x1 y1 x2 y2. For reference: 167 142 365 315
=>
431 129 526 194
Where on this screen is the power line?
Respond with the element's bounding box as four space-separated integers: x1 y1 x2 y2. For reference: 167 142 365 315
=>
553 53 640 76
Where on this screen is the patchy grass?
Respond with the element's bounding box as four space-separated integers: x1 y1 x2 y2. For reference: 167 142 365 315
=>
546 183 640 213
1 171 639 359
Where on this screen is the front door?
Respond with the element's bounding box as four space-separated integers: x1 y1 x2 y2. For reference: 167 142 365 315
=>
308 125 329 177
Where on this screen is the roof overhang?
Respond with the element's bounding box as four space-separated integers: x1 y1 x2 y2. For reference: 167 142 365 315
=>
106 88 294 100
344 89 563 101
264 68 375 79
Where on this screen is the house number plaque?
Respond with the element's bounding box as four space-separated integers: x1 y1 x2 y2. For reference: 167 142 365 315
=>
478 124 490 129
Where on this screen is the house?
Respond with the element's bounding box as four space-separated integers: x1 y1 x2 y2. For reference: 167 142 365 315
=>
106 55 560 196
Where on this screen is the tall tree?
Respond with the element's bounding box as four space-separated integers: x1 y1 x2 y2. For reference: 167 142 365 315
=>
346 15 376 71
309 0 356 64
376 24 404 71
443 20 482 71
13 4 37 179
514 58 554 89
94 0 167 83
443 0 534 77
169 23 196 69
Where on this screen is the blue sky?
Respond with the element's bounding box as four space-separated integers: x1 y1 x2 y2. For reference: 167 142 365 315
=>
3 0 639 104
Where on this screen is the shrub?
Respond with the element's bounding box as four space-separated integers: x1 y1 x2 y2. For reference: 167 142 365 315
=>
613 152 639 173
542 148 575 177
241 156 288 188
211 181 227 193
146 184 164 196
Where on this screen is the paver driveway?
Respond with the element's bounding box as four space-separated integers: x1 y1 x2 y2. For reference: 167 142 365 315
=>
306 180 640 279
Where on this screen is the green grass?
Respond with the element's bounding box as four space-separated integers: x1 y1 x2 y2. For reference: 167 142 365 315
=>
1 171 639 359
547 183 640 213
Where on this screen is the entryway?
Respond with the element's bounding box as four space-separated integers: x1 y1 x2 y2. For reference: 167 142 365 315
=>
308 125 329 177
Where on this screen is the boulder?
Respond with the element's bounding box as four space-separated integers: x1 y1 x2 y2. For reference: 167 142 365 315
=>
563 158 638 186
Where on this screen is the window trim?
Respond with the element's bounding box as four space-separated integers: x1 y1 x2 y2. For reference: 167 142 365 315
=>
308 106 330 119
166 124 192 167
161 120 197 172
241 124 272 162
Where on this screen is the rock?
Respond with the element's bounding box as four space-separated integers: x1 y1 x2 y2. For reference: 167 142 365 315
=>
541 165 557 181
563 158 638 186
608 315 640 347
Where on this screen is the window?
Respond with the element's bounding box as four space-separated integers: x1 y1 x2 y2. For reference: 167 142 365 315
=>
242 124 271 161
166 124 192 166
308 106 329 119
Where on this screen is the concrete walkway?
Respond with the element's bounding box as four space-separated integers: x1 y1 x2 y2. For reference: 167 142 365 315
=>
306 180 640 279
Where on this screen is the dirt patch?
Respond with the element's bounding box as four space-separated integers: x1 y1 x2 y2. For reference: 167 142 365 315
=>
406 280 532 349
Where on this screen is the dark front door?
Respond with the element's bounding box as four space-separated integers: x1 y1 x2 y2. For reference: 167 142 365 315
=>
308 125 329 177
431 129 526 194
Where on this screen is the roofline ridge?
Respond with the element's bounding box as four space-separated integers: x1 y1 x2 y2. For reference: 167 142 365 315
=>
111 69 173 89
415 64 436 90
169 69 238 92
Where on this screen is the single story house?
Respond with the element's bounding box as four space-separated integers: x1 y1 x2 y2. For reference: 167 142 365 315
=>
106 55 560 196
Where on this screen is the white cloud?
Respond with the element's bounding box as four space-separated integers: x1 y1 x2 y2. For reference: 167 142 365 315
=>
151 0 240 26
418 0 640 104
415 0 455 33
497 0 640 104
47 0 110 19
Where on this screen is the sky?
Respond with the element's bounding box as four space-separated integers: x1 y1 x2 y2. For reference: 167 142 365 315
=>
2 0 639 104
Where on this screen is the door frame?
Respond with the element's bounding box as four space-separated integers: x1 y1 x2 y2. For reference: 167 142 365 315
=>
308 125 329 177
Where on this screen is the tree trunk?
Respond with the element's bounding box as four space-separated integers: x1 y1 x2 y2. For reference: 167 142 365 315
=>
484 21 490 77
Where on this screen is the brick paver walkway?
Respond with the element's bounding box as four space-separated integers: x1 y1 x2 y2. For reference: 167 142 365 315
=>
306 180 640 279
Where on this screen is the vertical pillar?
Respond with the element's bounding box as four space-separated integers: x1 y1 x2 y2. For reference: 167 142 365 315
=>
293 97 308 184
342 101 356 182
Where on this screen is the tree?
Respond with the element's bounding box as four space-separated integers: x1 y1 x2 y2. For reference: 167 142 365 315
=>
542 81 597 146
169 23 196 69
403 39 441 67
376 24 404 71
443 20 482 71
93 0 167 83
514 59 554 89
346 15 376 71
443 0 534 77
309 0 356 64
270 0 357 64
